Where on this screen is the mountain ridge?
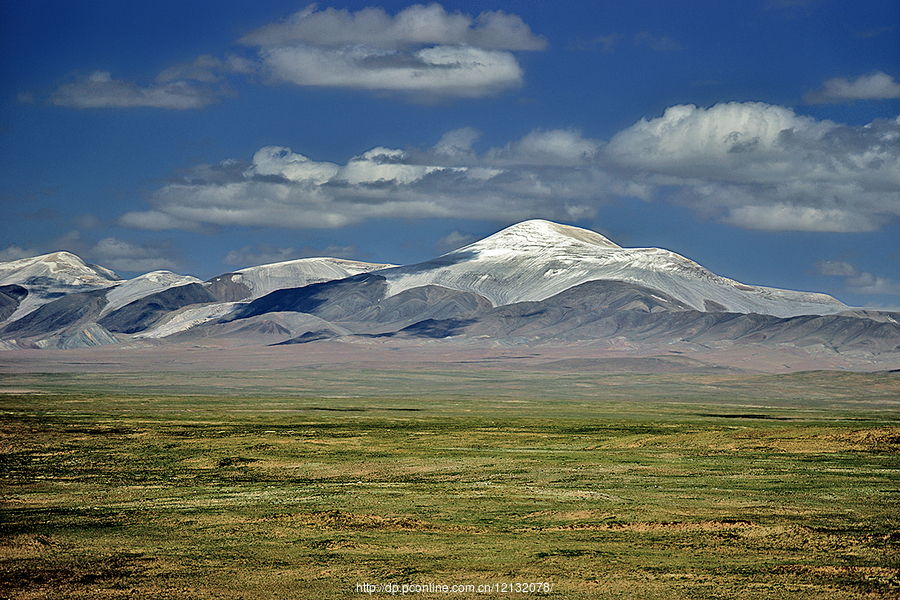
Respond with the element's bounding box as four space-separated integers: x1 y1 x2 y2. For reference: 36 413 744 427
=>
1 219 895 372
378 220 845 317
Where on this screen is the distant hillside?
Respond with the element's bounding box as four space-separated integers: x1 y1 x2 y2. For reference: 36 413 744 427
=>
1 220 897 372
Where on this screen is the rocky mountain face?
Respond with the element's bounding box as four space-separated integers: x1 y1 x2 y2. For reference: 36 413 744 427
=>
379 220 845 317
1 220 897 367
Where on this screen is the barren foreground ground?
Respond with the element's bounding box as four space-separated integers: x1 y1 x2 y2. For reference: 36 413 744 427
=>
1 346 898 598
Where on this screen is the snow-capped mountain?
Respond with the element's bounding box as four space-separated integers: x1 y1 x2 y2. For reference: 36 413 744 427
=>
0 253 392 347
0 251 120 289
101 271 204 316
0 251 122 321
216 257 396 300
3 220 896 364
379 220 846 318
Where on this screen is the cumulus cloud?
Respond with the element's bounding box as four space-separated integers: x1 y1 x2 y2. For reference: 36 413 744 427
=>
815 259 900 295
724 205 878 232
607 102 900 232
119 127 606 230
239 4 546 50
433 127 481 160
49 70 230 110
223 243 361 267
488 129 602 165
436 230 478 253
0 245 43 262
240 3 545 99
91 237 179 273
805 71 900 104
258 44 523 98
118 102 900 234
815 260 859 277
42 4 544 107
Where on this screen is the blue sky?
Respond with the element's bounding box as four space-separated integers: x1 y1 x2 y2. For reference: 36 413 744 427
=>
1 0 899 308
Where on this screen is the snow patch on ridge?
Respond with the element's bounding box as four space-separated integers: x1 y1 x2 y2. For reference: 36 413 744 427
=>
0 251 122 321
134 302 242 339
0 251 120 289
231 257 395 298
380 219 846 318
102 271 203 316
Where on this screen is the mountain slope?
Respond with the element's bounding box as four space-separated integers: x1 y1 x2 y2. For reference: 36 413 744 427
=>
390 280 899 356
98 283 219 334
102 271 203 316
0 285 28 322
0 288 109 339
222 273 491 337
378 220 846 318
3 220 895 369
216 257 396 300
0 252 121 320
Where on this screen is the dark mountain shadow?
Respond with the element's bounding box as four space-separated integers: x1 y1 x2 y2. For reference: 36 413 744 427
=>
377 318 479 339
374 250 479 276
273 329 338 345
224 273 388 322
99 283 217 334
0 285 28 323
1 288 108 338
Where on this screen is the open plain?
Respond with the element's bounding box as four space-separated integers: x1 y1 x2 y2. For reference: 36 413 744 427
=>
1 343 899 599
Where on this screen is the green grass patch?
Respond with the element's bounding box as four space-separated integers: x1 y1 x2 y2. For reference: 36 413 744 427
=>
1 369 898 598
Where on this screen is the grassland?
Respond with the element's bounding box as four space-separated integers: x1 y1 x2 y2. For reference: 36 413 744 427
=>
1 366 898 598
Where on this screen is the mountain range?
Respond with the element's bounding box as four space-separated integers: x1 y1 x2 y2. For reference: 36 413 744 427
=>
1 220 898 370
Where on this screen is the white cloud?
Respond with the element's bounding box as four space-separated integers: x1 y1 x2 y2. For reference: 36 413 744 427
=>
814 260 856 277
120 127 605 231
337 147 443 185
489 129 601 165
436 230 477 253
42 4 543 107
223 243 361 267
725 205 879 232
0 245 42 262
91 237 179 273
607 102 900 231
118 103 900 234
258 43 523 99
239 4 546 50
805 71 900 104
241 4 544 99
815 260 900 295
49 71 228 110
433 127 481 159
607 102 829 174
118 210 199 231
248 146 340 184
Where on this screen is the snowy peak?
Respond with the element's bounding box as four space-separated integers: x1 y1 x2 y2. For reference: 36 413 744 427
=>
0 251 121 289
0 222 858 352
102 271 204 315
229 256 396 299
457 219 621 257
0 251 123 323
381 220 846 317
